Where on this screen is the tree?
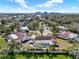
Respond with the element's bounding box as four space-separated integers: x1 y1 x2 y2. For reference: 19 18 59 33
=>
28 20 39 30
8 40 15 53
1 19 7 25
10 24 15 32
68 22 79 33
2 25 12 34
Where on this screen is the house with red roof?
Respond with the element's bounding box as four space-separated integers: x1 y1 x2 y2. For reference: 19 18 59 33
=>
33 35 56 49
56 31 79 40
8 32 30 43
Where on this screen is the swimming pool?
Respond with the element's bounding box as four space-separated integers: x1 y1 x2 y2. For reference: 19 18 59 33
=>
40 43 49 48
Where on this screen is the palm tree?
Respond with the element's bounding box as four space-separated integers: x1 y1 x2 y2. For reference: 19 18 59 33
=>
8 40 15 53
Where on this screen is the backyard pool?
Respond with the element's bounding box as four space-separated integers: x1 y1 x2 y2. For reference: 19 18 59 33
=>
41 43 49 48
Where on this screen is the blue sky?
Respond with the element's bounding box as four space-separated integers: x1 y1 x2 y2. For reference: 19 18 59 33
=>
0 0 79 13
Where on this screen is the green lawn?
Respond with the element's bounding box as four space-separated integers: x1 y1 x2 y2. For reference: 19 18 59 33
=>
0 53 73 59
56 38 73 50
53 55 73 59
0 35 8 50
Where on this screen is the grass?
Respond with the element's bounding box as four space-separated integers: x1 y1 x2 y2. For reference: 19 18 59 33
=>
15 54 26 59
0 53 73 59
56 38 73 50
0 35 8 50
53 55 73 59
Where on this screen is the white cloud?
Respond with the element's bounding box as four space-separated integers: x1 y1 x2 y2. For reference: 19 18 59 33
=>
38 0 64 8
7 0 28 8
51 0 64 3
0 7 38 13
70 6 76 9
39 1 54 8
14 0 28 8
5 0 65 13
4 0 39 13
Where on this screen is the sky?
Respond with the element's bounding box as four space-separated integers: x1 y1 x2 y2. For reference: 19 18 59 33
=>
0 0 79 13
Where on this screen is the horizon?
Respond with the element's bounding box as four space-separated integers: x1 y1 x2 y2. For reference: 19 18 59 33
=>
0 12 76 13
0 0 79 13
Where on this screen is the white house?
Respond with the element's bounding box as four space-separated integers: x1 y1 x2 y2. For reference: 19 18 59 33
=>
20 26 29 32
58 26 68 32
68 33 78 39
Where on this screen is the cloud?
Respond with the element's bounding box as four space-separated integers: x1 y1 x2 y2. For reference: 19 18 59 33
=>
5 0 39 13
70 7 76 9
5 0 65 13
39 1 54 8
15 0 28 8
14 8 38 13
7 0 28 8
51 0 64 3
38 0 64 8
0 7 38 13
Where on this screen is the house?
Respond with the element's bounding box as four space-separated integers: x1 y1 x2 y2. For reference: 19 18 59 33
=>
56 31 79 40
58 26 68 32
19 22 25 27
33 35 56 49
56 31 71 39
8 32 30 43
74 35 79 42
8 34 18 40
68 33 79 42
68 33 78 39
29 30 41 37
20 26 29 32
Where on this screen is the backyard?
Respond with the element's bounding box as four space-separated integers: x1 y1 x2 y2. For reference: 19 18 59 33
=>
55 38 73 51
0 35 76 59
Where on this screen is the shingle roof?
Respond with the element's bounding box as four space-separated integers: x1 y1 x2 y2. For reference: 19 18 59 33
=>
9 32 27 41
34 36 54 40
15 32 27 40
34 36 56 45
